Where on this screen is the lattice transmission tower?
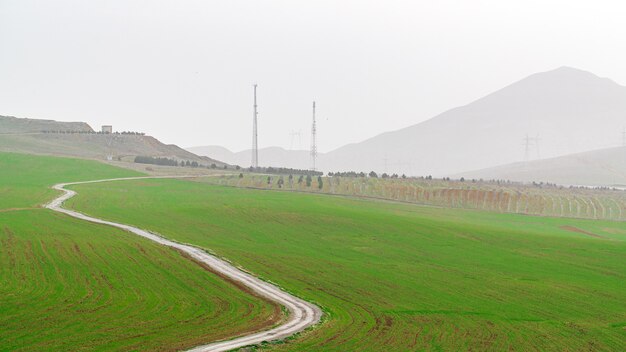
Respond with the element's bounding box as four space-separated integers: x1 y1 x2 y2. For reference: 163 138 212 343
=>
310 101 317 171
251 84 259 168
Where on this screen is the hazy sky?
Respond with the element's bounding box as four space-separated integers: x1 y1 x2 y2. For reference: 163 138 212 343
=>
1 0 625 152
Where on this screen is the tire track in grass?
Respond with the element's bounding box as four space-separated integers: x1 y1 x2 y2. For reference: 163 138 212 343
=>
45 176 323 352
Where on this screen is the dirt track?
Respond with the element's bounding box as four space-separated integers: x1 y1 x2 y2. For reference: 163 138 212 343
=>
45 176 322 352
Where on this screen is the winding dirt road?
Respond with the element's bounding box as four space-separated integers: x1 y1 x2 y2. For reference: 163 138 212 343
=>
45 176 323 352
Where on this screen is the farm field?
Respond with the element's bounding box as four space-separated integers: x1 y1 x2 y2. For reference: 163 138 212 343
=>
205 174 626 221
0 152 281 351
0 152 143 209
69 178 626 351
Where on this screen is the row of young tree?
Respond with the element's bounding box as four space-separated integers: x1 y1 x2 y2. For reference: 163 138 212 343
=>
257 174 324 189
328 171 408 179
224 171 625 220
328 172 625 192
325 171 518 185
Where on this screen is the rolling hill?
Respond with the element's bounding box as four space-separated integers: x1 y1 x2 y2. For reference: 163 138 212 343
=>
456 145 626 187
0 115 224 166
190 67 626 177
187 145 313 170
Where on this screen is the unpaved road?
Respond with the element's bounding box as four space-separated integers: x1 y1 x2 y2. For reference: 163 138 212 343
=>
45 176 323 352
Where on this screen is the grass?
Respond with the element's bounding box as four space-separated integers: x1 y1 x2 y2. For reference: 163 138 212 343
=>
67 178 626 351
0 152 142 210
0 128 219 166
0 152 280 351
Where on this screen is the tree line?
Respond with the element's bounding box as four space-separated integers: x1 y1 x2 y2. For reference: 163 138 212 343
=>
328 171 407 179
134 156 180 166
261 174 324 190
134 156 230 169
41 130 146 135
248 166 323 176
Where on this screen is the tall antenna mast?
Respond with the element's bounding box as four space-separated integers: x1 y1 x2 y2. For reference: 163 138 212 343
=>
310 101 317 171
252 84 259 168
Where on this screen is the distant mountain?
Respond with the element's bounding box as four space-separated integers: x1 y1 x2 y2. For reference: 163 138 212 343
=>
187 145 314 170
319 67 626 176
455 146 626 187
0 115 224 166
191 67 626 177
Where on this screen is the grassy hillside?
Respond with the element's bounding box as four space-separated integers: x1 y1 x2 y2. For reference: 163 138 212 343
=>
0 132 224 165
68 178 626 351
0 153 280 351
0 115 93 133
0 152 142 209
0 115 225 166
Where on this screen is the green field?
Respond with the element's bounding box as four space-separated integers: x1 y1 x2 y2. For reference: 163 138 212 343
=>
0 153 142 209
67 178 626 351
0 153 280 351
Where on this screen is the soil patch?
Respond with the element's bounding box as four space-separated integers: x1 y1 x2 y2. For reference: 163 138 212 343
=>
560 226 603 238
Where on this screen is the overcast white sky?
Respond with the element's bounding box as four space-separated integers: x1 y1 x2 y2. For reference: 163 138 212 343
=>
1 0 625 152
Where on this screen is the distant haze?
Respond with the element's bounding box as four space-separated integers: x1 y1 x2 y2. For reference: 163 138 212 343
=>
191 67 626 176
456 146 626 187
2 1 626 153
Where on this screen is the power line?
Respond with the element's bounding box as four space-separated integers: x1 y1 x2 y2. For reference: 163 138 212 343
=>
392 160 413 175
382 159 413 175
310 101 317 171
289 130 302 150
523 134 532 161
383 155 388 173
522 134 541 161
251 84 259 168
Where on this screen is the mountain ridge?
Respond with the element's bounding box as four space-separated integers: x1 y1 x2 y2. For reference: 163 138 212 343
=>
454 145 626 187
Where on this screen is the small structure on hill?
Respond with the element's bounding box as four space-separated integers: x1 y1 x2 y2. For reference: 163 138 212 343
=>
102 125 113 134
